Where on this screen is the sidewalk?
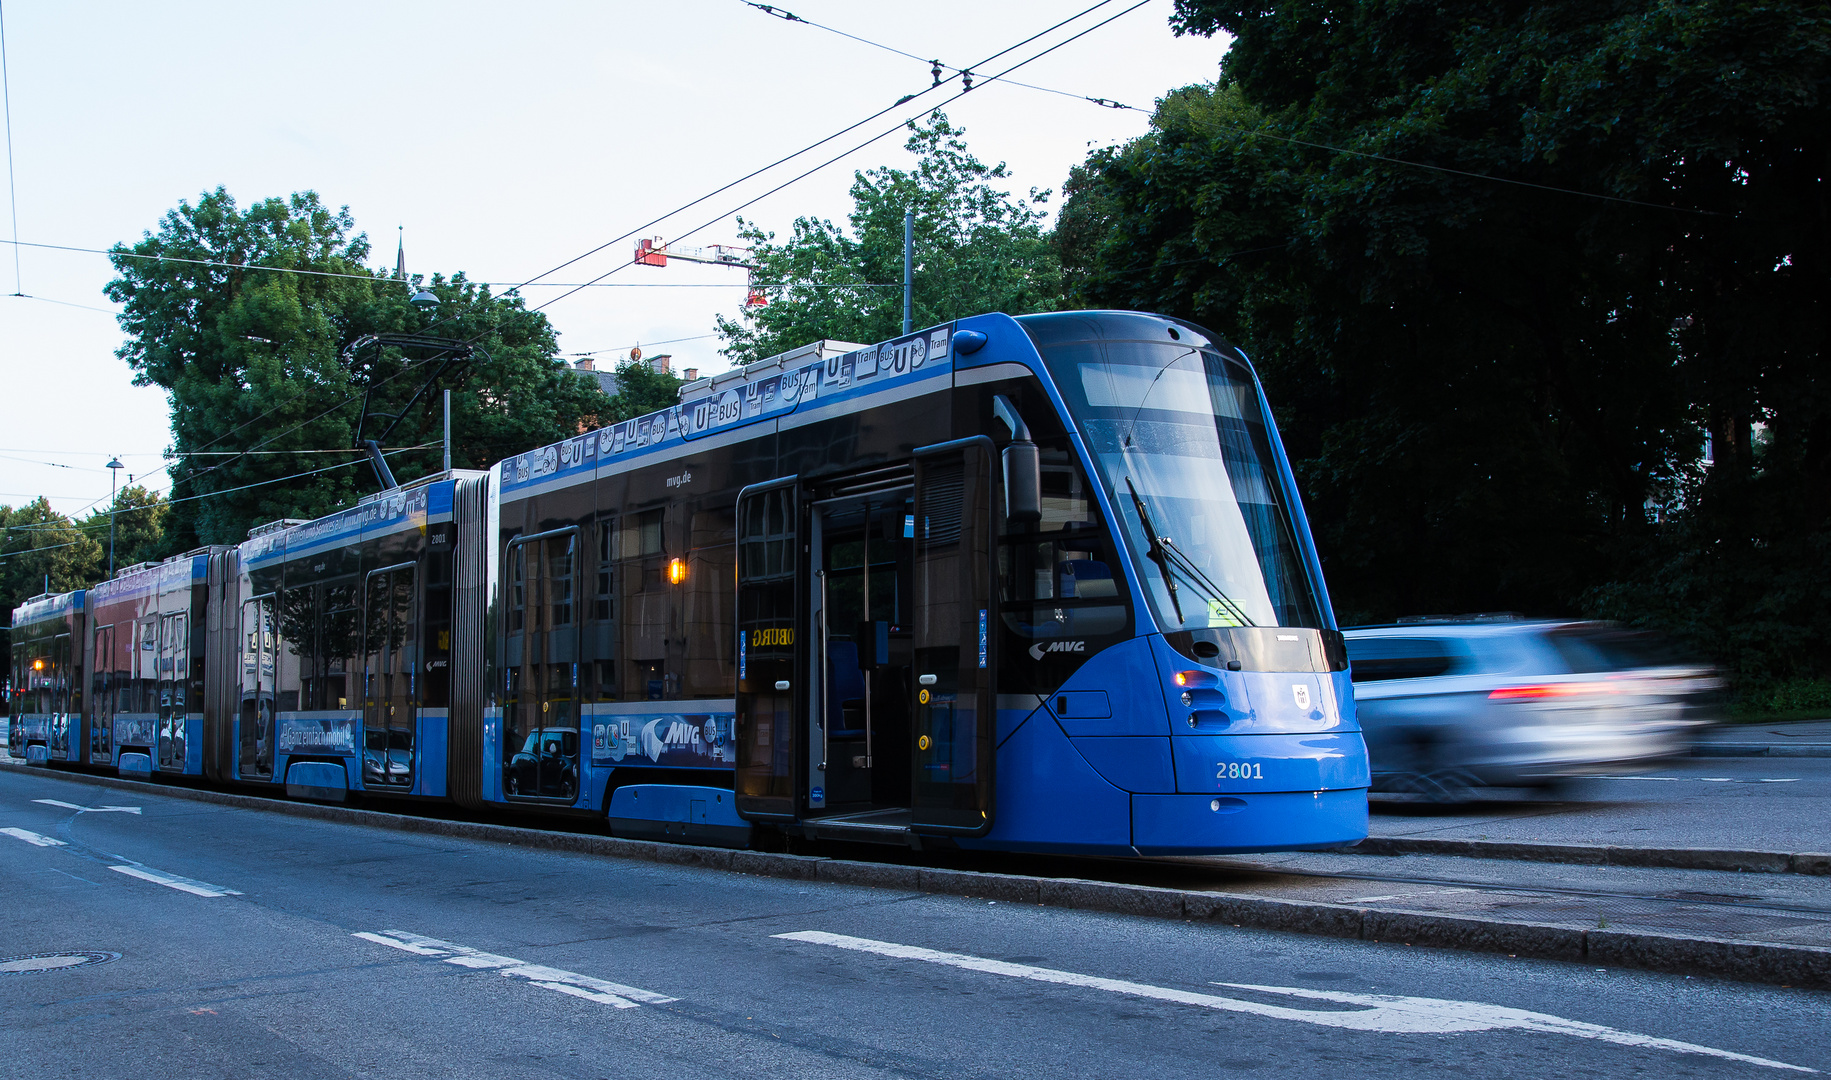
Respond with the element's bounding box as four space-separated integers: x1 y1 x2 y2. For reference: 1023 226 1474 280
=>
1697 719 1831 757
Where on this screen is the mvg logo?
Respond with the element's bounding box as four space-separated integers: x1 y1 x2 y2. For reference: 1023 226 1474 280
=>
1029 640 1087 661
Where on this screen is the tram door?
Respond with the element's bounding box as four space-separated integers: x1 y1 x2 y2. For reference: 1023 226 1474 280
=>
808 493 914 814
734 480 799 820
501 531 580 802
239 597 276 779
50 632 73 759
158 612 188 770
910 440 997 835
362 564 416 790
90 624 114 764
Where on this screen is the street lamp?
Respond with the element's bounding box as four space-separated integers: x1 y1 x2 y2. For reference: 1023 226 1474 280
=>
106 456 124 578
410 287 440 312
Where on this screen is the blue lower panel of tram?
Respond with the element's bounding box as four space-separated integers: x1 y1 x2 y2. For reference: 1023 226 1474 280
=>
608 784 749 847
963 708 1368 855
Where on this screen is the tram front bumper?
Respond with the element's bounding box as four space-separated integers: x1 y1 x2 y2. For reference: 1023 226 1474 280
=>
1132 732 1371 855
1131 788 1368 855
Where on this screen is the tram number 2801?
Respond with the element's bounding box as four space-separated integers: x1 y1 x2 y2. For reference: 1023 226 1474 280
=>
1216 761 1264 781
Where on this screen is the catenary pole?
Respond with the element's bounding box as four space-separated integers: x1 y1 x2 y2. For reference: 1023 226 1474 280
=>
902 207 913 336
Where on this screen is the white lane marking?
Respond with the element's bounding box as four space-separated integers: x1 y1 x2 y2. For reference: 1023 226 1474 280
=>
32 799 143 813
108 865 242 897
354 930 675 1009
1594 776 1798 783
32 799 144 813
1 828 66 847
775 931 1814 1074
1214 984 1815 1072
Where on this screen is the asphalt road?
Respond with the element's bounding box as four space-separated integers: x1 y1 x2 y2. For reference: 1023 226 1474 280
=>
1369 754 1831 852
1 768 1825 1079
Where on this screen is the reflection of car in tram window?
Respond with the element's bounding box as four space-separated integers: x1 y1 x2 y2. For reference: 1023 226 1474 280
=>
507 728 578 799
362 728 413 786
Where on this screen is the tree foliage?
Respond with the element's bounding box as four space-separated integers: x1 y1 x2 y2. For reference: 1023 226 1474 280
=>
81 485 169 573
718 115 1063 364
603 360 684 422
107 188 612 550
1062 0 1830 687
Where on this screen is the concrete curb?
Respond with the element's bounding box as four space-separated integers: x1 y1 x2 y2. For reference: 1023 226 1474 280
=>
1348 835 1831 876
9 763 1830 991
1695 744 1831 758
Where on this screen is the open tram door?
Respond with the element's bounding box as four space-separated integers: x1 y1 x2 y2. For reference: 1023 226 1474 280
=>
910 438 997 836
734 477 802 821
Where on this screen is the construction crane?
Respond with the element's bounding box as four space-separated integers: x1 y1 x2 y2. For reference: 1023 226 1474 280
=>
634 237 768 307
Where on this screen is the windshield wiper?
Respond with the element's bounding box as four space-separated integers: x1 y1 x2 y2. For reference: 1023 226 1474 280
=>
1125 477 1183 625
1124 478 1257 628
1158 536 1257 628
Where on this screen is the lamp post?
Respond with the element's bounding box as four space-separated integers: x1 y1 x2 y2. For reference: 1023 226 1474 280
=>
106 456 124 578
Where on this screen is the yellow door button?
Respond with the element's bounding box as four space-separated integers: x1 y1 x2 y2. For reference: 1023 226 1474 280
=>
918 735 931 751
918 688 930 704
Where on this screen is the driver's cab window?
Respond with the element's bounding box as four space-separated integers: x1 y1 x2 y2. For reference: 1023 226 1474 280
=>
997 447 1132 692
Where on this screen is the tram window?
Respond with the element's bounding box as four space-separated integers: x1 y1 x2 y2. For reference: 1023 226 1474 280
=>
508 543 528 632
549 545 574 627
137 619 157 714
281 585 315 710
637 510 664 557
593 519 616 621
996 451 1131 690
587 518 618 701
423 551 453 709
321 582 358 710
740 489 794 580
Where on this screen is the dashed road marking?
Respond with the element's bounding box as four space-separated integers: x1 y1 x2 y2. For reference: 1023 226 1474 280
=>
1 828 66 847
33 799 144 813
354 930 676 1009
1594 776 1799 784
774 931 1814 1073
109 864 242 897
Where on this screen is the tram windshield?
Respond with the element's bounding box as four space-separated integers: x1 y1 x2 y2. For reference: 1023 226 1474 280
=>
1029 319 1322 632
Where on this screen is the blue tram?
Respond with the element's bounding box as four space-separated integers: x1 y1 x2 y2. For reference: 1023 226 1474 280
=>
11 311 1369 855
7 590 85 765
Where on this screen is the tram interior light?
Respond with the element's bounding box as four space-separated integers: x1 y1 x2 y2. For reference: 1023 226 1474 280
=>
32 659 44 671
667 558 688 585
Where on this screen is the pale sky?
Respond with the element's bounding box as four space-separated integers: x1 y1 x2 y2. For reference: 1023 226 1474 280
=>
0 0 1228 517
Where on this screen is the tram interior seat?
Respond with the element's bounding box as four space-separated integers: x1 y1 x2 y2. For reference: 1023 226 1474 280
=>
826 640 867 739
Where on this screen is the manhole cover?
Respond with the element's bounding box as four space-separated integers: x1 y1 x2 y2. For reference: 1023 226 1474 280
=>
0 951 120 975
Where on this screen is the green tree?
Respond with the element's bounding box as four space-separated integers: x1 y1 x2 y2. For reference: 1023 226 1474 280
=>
79 485 168 573
718 114 1063 364
1062 1 1830 689
107 188 612 549
603 360 684 422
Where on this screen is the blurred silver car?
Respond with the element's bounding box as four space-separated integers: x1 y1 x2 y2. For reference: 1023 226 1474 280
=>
1344 618 1721 799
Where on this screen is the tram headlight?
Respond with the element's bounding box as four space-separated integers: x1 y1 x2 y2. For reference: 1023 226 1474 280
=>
1180 690 1195 707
